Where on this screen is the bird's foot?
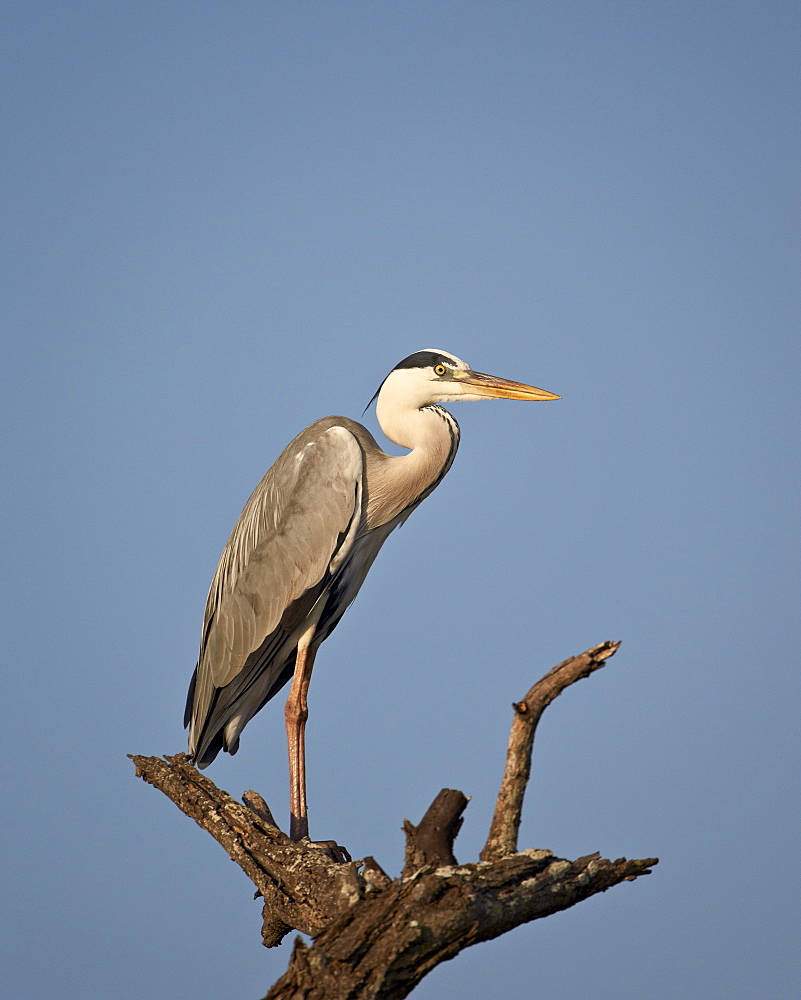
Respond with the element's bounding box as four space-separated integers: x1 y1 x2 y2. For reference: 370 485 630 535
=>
289 812 351 861
304 838 352 863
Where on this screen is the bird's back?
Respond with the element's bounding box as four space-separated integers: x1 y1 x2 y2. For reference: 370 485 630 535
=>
186 416 371 766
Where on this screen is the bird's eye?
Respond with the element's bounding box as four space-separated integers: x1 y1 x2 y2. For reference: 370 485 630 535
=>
434 364 447 377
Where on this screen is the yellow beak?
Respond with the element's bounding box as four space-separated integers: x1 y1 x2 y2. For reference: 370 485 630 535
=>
460 370 561 401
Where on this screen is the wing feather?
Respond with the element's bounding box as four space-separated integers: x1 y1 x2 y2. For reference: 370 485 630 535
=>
187 421 364 756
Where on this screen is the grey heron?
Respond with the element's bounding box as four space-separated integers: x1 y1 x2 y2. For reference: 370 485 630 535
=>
185 349 559 848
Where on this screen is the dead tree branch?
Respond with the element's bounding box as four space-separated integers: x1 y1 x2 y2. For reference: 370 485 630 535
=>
129 752 365 947
481 639 621 862
132 640 656 999
264 850 654 1000
401 788 469 877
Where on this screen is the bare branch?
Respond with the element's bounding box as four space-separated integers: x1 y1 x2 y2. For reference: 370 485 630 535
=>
132 639 657 998
264 849 656 1000
402 788 470 877
242 788 279 827
480 640 621 862
130 753 366 947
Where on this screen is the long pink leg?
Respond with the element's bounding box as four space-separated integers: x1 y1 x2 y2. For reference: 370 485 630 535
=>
284 626 318 842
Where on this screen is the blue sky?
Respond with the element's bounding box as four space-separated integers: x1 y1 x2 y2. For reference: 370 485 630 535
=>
2 3 799 998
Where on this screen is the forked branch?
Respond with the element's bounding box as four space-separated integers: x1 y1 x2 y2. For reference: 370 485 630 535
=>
132 640 656 999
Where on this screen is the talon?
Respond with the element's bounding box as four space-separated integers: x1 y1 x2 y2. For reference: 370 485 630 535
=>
311 839 351 863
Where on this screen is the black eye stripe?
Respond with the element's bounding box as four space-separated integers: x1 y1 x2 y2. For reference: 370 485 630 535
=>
392 351 457 371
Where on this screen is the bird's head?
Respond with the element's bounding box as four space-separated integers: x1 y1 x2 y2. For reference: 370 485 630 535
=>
372 349 560 412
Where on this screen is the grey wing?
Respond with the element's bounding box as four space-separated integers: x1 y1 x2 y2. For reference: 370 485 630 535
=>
186 422 364 765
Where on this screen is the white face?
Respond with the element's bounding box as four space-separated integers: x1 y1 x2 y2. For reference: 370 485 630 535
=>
417 350 483 400
378 349 483 409
377 349 560 408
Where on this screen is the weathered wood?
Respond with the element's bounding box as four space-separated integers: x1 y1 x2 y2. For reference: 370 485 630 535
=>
130 753 366 947
402 788 469 877
132 640 657 998
263 850 656 1000
480 640 622 862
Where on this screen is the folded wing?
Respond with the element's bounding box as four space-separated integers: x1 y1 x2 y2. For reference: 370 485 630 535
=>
186 420 364 765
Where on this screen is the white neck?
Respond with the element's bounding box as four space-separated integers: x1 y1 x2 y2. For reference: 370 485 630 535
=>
368 371 460 527
375 367 458 448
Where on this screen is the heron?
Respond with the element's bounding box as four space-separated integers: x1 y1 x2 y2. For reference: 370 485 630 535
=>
185 349 559 850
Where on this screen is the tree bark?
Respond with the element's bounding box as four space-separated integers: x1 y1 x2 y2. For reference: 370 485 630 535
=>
131 640 657 998
481 639 621 861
